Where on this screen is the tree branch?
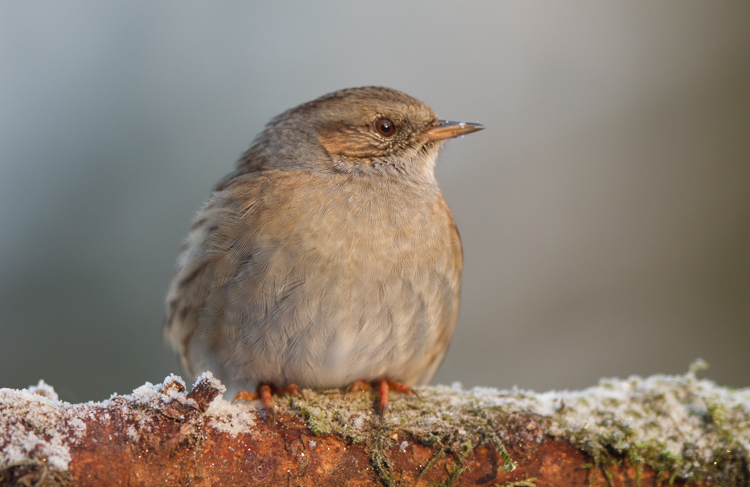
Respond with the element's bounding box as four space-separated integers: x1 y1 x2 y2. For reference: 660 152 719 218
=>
1 365 748 486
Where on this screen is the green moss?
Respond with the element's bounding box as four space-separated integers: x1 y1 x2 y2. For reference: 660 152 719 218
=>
0 459 74 487
369 426 397 486
282 387 518 485
544 362 749 485
416 442 447 481
278 362 749 486
441 462 468 487
496 479 537 487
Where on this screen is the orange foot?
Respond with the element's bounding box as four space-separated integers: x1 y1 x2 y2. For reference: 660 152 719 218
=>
232 383 303 423
348 379 416 417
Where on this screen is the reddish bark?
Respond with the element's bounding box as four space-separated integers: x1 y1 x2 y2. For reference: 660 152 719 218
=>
0 377 717 487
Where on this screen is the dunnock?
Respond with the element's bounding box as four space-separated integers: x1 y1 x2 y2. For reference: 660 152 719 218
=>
165 87 483 415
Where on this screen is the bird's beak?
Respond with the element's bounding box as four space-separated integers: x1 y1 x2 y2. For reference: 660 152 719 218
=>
424 120 485 141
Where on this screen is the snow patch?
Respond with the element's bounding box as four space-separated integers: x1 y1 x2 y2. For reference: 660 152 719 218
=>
0 383 73 471
194 370 225 395
205 396 257 436
28 379 58 401
0 374 227 473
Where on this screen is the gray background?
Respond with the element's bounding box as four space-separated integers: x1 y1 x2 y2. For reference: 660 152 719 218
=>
1 2 748 402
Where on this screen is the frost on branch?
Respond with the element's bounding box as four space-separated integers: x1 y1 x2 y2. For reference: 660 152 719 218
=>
1 364 749 486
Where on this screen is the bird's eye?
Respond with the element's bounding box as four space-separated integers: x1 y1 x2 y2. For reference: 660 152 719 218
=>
374 118 396 137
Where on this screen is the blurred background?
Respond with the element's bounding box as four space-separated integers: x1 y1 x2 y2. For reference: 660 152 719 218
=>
1 2 749 402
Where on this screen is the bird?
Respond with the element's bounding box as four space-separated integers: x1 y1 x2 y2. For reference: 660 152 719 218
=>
165 86 483 418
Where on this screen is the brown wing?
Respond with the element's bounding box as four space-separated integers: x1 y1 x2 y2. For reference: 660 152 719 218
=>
165 171 269 375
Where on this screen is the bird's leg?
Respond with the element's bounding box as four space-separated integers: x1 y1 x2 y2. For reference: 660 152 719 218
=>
232 383 303 424
378 379 390 416
376 378 415 417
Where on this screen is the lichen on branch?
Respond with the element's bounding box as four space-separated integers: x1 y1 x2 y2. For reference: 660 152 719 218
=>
1 363 748 486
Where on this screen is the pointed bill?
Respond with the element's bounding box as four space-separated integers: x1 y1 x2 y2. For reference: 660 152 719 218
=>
424 120 485 141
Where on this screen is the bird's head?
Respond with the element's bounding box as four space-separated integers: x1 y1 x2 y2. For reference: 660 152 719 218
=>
243 87 483 183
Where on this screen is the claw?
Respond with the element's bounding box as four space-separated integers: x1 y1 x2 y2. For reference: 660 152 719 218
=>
231 384 277 425
386 380 415 396
347 380 372 392
232 390 259 403
278 383 305 400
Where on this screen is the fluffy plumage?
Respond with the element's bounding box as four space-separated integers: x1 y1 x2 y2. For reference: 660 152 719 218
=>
165 87 480 396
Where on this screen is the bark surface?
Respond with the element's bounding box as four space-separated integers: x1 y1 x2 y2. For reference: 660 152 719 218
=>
1 370 747 486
